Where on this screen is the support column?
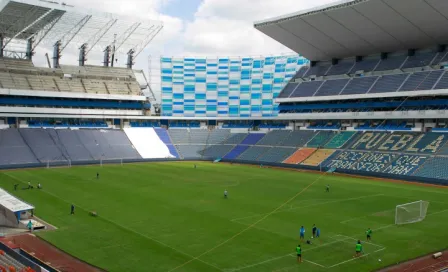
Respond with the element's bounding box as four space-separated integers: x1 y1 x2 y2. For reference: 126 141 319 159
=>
79 43 87 66
53 41 61 68
0 35 4 58
26 38 34 60
126 49 134 69
103 46 110 67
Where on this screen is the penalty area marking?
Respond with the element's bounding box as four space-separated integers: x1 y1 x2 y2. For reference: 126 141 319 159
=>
227 234 383 271
328 247 386 268
227 235 345 271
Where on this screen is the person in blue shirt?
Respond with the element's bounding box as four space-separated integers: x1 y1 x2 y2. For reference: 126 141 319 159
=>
316 228 320 238
299 226 305 240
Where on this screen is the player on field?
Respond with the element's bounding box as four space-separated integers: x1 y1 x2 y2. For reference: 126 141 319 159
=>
296 244 302 263
224 190 228 199
316 228 320 238
71 204 75 215
326 184 330 192
299 226 305 240
96 172 99 179
312 224 317 238
366 228 372 241
354 240 363 257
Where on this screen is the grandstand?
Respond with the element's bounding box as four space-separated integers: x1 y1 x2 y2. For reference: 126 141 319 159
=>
0 0 447 271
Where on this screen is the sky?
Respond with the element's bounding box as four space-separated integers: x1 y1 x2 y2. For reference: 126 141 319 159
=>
32 0 334 100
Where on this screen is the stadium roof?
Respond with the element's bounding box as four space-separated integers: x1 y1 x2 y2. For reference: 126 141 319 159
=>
0 0 163 58
0 187 34 212
255 0 448 61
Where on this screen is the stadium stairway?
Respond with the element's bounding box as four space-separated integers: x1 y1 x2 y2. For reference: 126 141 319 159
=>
223 145 250 159
255 130 290 146
240 133 265 145
18 129 68 163
201 145 234 159
412 157 448 180
324 131 357 148
154 128 180 158
56 129 93 161
0 129 39 165
237 146 270 161
258 147 296 163
301 149 336 166
223 133 247 145
283 148 316 164
306 131 335 148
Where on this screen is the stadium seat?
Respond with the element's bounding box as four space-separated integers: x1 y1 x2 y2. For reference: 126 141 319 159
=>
324 131 357 149
280 130 316 147
306 131 335 147
237 146 270 161
240 134 265 145
289 81 324 97
368 74 409 93
255 130 290 146
340 76 378 95
257 147 296 163
283 148 316 164
223 134 248 145
314 79 349 96
223 145 250 159
412 157 448 179
301 149 335 166
201 145 234 159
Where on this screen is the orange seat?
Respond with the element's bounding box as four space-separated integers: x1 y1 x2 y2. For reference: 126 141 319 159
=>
283 148 316 164
302 149 335 166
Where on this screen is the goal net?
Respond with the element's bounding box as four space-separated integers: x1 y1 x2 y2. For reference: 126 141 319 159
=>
46 160 72 169
100 158 123 167
395 200 429 225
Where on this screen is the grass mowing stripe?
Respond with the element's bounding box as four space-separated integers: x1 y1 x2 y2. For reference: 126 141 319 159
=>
231 194 384 222
168 172 329 272
3 172 223 272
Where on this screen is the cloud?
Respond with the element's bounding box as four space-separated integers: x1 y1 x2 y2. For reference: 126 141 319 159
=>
180 0 334 56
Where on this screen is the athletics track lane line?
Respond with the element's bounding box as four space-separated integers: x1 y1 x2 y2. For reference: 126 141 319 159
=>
3 172 224 272
167 172 329 272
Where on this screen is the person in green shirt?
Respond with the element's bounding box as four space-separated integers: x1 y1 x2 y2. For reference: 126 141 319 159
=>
296 244 302 263
366 228 372 241
354 240 363 257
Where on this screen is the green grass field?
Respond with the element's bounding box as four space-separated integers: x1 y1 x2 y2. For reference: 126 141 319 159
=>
0 162 447 272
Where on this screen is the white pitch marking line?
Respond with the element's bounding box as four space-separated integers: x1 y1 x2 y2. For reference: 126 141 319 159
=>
304 259 326 268
228 237 350 271
231 194 384 222
328 247 386 268
340 208 395 224
3 172 224 272
334 234 385 248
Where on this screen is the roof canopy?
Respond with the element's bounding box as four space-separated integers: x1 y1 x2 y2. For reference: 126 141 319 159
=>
255 0 448 61
0 0 163 58
0 187 34 212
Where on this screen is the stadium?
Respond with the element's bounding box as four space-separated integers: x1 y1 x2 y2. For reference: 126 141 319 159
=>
0 0 445 271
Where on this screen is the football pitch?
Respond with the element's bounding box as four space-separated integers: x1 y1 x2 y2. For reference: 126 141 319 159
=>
0 162 447 272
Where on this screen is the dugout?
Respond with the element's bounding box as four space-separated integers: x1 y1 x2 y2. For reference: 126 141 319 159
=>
0 188 34 229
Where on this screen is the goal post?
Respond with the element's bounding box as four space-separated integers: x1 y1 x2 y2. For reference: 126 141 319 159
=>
100 158 123 167
395 200 429 225
46 160 72 169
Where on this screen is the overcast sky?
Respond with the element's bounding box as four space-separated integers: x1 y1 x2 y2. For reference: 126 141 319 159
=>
33 0 334 99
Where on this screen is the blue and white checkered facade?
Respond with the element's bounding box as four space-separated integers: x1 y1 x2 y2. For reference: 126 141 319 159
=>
160 55 307 117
